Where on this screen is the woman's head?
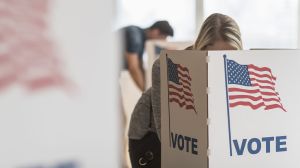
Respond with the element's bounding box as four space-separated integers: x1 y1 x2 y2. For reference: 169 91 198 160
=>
193 13 243 50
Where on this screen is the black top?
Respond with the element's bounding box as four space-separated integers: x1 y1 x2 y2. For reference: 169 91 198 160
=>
120 26 146 71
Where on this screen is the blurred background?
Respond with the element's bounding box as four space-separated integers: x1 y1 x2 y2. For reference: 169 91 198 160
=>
116 0 299 48
0 0 299 167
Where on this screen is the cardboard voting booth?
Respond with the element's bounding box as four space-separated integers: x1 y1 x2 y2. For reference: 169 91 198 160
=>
160 50 300 168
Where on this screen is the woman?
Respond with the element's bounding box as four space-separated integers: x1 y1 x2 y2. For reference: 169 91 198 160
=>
128 13 243 168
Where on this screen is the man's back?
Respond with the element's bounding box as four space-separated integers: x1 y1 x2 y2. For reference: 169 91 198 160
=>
120 25 146 71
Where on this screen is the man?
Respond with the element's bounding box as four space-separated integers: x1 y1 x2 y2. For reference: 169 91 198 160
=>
120 21 174 91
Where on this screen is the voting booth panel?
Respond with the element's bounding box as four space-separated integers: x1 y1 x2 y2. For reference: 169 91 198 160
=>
208 50 300 167
161 50 300 168
160 50 208 168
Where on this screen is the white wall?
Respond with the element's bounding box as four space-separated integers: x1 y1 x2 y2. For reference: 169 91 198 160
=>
195 0 204 36
298 0 300 49
0 0 118 167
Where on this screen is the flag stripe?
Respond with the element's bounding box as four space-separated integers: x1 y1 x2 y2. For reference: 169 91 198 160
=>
248 64 276 80
169 91 194 103
179 78 191 86
169 98 196 110
228 88 278 96
229 84 279 96
250 78 275 86
169 84 193 97
248 71 276 81
251 83 275 91
229 91 281 101
229 95 281 103
265 104 286 112
178 70 191 80
230 101 265 109
230 101 286 111
177 64 189 72
179 82 192 91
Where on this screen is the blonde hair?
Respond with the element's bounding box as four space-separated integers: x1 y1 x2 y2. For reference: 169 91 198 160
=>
193 13 243 50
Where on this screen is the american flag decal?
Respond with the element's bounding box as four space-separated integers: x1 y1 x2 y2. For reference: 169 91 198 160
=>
0 0 68 92
226 59 286 112
167 57 196 113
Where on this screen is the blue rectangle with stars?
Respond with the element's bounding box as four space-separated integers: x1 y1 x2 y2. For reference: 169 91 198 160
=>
168 58 180 85
227 59 252 86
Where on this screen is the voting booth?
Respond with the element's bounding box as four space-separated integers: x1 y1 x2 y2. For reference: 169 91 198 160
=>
160 50 300 168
